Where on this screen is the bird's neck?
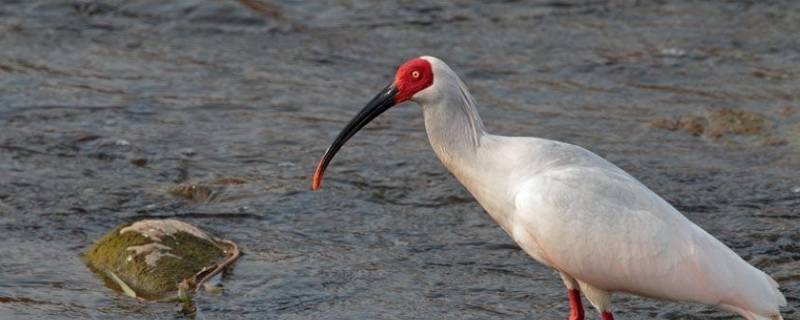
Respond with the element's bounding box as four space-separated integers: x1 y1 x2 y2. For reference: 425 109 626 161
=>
421 82 516 226
421 80 487 170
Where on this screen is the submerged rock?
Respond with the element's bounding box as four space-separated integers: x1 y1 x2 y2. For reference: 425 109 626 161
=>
705 107 765 137
649 115 706 136
649 108 777 143
167 177 251 203
85 219 239 301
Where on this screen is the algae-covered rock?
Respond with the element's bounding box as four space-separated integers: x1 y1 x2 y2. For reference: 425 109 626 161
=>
85 219 239 300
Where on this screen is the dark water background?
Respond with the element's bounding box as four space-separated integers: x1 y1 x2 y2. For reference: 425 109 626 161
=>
1 1 799 319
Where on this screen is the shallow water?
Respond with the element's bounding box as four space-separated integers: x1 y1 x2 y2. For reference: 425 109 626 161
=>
1 1 799 319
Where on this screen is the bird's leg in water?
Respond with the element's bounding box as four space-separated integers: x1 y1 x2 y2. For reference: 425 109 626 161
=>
567 289 585 320
601 311 614 320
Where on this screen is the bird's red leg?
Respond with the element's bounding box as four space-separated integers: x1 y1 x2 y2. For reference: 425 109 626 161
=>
601 311 614 320
567 289 585 320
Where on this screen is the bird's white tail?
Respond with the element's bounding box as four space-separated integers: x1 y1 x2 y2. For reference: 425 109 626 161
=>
696 228 786 320
719 303 782 320
717 268 785 320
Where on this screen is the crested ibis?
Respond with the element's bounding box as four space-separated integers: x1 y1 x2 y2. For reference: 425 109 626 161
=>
310 56 786 320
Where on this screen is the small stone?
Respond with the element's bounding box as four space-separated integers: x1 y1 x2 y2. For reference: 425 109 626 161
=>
168 177 252 203
168 184 213 202
649 118 680 131
649 116 706 136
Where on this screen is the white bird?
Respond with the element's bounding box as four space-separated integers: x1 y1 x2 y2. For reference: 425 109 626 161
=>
311 56 786 320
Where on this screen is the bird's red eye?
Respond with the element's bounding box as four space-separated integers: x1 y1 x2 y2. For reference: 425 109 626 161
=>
411 70 420 79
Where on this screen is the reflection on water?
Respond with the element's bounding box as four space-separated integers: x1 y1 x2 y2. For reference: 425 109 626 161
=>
0 1 798 319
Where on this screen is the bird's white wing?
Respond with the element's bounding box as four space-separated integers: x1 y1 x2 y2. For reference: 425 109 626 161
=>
511 151 784 314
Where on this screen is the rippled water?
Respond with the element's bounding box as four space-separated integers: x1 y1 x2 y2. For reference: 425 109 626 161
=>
1 1 799 319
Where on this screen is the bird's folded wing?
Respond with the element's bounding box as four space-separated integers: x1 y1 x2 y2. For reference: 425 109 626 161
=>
512 166 735 302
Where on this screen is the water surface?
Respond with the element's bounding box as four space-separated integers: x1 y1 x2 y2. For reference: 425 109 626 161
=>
1 1 799 319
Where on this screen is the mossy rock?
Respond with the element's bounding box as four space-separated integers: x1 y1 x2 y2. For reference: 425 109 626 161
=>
85 219 238 300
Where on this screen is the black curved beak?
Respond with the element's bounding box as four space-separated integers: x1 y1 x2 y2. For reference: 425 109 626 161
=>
312 83 398 190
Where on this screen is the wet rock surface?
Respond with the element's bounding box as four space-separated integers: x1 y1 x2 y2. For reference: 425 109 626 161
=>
1 1 799 319
85 219 237 300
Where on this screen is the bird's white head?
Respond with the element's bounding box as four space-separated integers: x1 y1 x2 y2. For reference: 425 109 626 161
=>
311 56 447 190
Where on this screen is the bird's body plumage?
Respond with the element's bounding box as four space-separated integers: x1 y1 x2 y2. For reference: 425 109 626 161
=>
313 56 786 319
460 135 783 320
415 57 785 319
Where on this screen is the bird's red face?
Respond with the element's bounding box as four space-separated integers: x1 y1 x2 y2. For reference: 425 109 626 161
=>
311 57 435 190
393 58 434 103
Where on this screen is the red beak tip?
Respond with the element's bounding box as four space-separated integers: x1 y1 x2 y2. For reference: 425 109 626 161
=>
311 170 323 191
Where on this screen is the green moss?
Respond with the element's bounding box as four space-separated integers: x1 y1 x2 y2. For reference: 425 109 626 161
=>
85 223 225 300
